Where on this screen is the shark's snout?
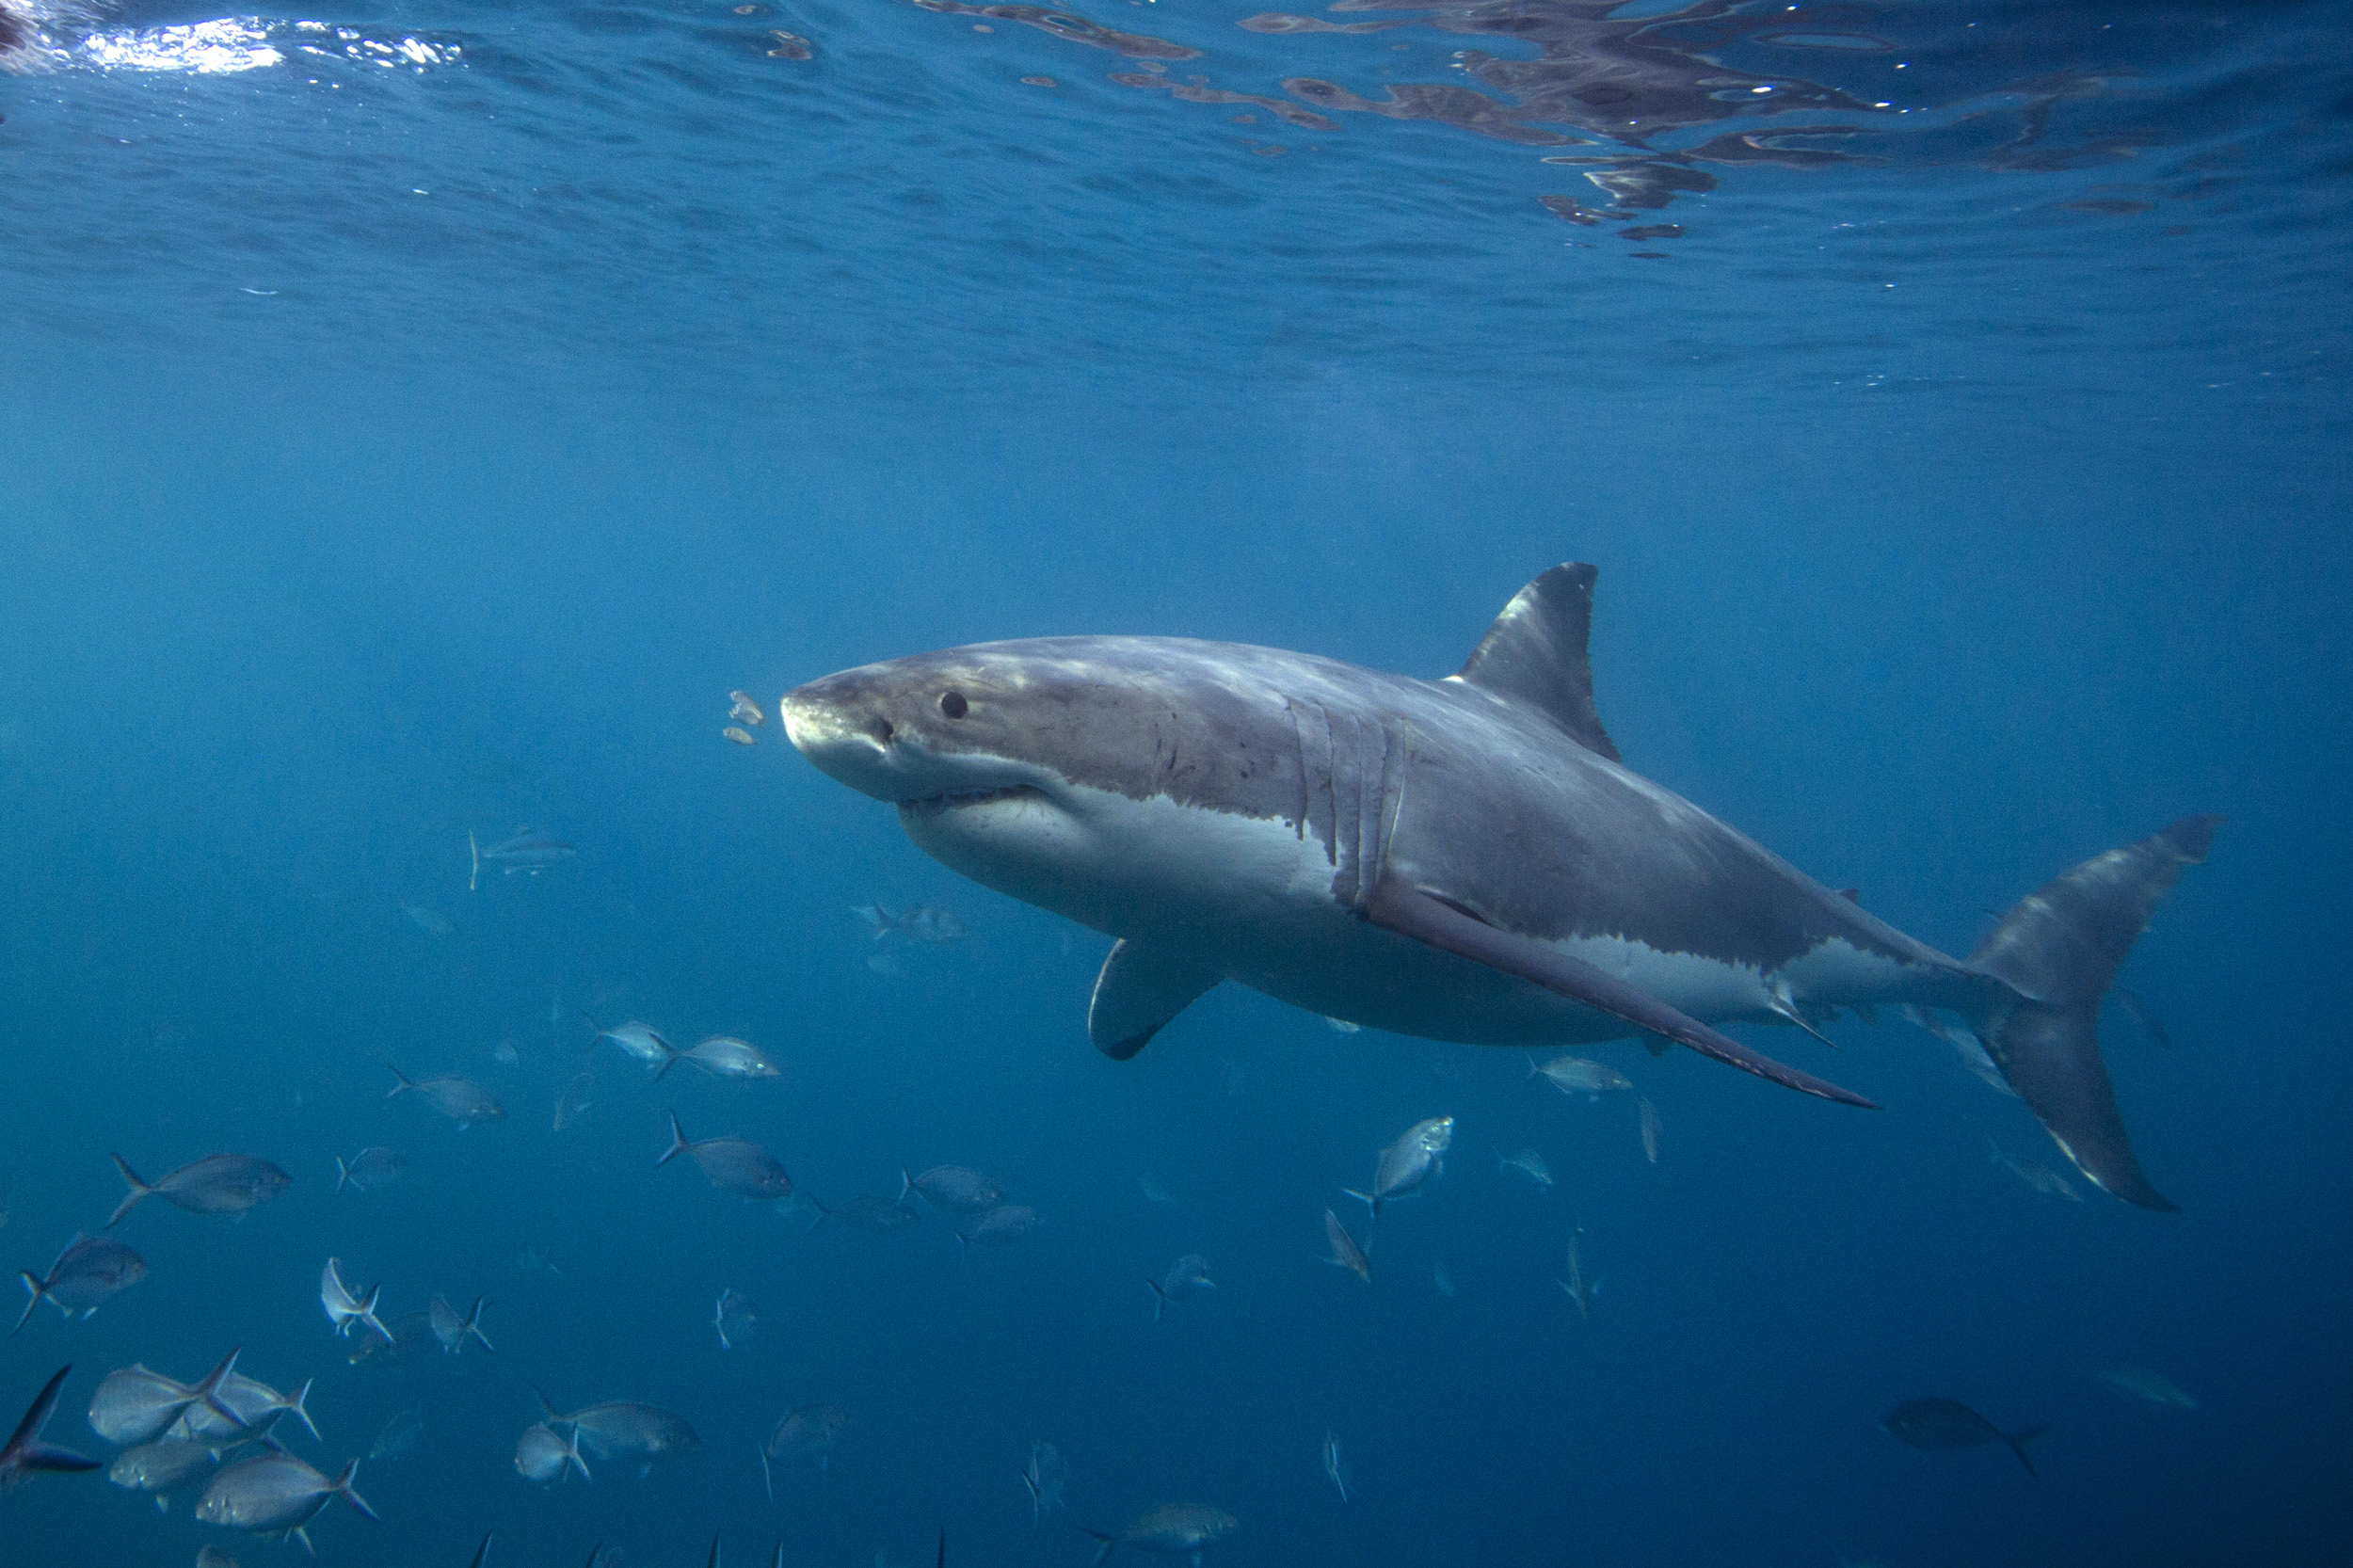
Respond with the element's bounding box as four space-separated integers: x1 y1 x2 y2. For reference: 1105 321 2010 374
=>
781 679 898 799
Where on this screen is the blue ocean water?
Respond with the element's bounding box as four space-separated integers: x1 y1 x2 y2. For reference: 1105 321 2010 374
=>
3 0 2349 1563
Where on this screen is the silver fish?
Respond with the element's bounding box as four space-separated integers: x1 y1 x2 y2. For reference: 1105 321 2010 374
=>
662 1035 780 1081
1989 1142 2084 1202
333 1147 408 1194
554 1070 596 1131
367 1407 424 1463
469 827 576 890
1321 1209 1370 1285
387 1066 504 1127
88 1352 244 1445
957 1205 1041 1251
0 1366 100 1490
195 1452 376 1545
402 904 452 936
1081 1503 1238 1564
319 1258 391 1344
541 1396 700 1462
2089 1367 2198 1409
590 1019 675 1071
106 1154 291 1228
1146 1255 1214 1321
1558 1229 1598 1320
492 1039 520 1066
714 1288 759 1351
172 1369 316 1444
109 1438 219 1510
808 1194 920 1232
1528 1054 1633 1097
1346 1115 1453 1222
853 904 968 943
1137 1174 1177 1208
514 1421 591 1483
428 1294 493 1354
724 725 758 746
1497 1147 1552 1189
1638 1097 1662 1164
658 1113 793 1201
899 1165 1003 1215
1021 1439 1067 1524
348 1311 433 1366
765 1403 847 1467
196 1549 243 1568
15 1234 147 1332
1321 1430 1349 1503
729 691 768 727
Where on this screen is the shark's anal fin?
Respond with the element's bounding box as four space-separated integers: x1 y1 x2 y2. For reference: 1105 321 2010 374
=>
1447 563 1621 763
1087 940 1224 1062
1364 884 1875 1108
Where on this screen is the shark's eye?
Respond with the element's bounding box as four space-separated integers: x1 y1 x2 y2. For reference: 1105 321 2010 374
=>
939 690 968 719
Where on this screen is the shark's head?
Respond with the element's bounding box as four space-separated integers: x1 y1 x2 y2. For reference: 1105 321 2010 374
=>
782 637 1321 935
781 643 1086 811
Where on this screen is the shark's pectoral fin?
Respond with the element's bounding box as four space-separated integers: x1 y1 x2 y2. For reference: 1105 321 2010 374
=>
1087 940 1224 1061
1364 884 1875 1108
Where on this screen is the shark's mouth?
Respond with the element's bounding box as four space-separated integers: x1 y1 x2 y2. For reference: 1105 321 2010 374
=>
898 783 1049 817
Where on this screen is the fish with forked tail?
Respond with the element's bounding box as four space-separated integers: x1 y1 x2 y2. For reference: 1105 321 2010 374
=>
1882 1398 2048 1477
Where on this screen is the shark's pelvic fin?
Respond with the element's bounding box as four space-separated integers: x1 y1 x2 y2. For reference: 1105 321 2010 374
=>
1087 939 1225 1061
1968 814 2221 1211
1447 563 1621 763
1365 883 1875 1108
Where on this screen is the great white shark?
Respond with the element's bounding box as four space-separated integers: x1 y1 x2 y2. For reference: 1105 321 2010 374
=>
782 564 2217 1210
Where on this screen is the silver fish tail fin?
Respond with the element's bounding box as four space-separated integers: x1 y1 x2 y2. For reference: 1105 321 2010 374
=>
469 829 481 893
469 1532 495 1568
358 1286 392 1345
1340 1188 1380 1224
758 1439 773 1501
564 1424 590 1483
386 1065 415 1099
2 1365 99 1474
657 1112 693 1167
1080 1528 1116 1568
194 1349 248 1429
333 1157 352 1196
12 1273 45 1337
1966 815 2220 1211
2002 1423 2050 1479
330 1456 377 1519
651 1044 682 1082
464 1297 494 1352
285 1377 320 1442
531 1383 563 1425
1146 1278 1168 1322
105 1155 153 1228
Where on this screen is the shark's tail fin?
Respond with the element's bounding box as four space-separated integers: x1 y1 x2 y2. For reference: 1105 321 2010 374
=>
1967 815 2220 1211
2002 1422 2050 1479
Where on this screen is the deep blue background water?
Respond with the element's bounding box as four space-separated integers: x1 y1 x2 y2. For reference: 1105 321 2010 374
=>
3 1 2349 1564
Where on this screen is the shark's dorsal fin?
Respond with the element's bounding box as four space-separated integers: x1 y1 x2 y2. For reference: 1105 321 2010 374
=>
1448 564 1621 762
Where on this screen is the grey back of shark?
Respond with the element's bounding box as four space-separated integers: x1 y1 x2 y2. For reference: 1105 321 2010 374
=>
783 565 2216 1210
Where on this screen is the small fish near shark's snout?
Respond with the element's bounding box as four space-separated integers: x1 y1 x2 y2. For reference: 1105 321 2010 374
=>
781 564 2218 1209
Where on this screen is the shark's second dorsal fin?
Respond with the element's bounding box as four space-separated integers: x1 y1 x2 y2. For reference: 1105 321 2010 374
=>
1448 563 1621 762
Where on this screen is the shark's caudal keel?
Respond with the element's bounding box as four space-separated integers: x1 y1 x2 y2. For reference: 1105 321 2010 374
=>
782 565 2217 1208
